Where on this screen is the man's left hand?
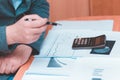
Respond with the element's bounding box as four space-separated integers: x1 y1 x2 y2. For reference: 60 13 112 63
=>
0 44 32 74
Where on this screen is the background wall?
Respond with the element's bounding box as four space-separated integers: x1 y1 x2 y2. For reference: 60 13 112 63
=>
90 0 120 16
47 0 120 21
47 0 90 21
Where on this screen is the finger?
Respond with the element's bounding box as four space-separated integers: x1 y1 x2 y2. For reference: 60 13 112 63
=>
10 65 14 73
10 65 18 74
0 64 6 74
24 14 44 20
23 18 48 29
30 26 47 34
5 62 11 74
30 18 48 28
23 14 48 24
0 58 6 74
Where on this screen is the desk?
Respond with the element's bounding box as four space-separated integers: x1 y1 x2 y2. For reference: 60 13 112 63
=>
14 16 120 80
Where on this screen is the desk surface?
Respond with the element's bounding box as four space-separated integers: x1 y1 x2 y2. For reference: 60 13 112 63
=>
14 16 120 80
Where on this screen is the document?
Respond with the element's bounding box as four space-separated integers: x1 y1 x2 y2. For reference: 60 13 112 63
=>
72 57 120 80
35 30 120 58
22 30 120 80
52 20 113 31
22 75 71 80
22 57 78 80
22 20 118 80
22 57 120 80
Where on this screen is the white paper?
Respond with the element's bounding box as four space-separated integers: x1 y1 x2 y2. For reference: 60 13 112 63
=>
22 57 78 80
22 75 72 80
72 57 120 80
22 20 118 80
22 57 120 80
52 20 113 31
36 30 120 58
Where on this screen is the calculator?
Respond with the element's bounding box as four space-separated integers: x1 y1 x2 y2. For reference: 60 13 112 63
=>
72 35 106 49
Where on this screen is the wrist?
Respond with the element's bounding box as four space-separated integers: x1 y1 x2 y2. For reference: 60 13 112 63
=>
20 44 32 64
18 44 32 54
19 44 39 55
6 25 17 45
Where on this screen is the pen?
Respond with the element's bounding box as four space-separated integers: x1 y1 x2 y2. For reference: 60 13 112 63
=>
24 18 62 26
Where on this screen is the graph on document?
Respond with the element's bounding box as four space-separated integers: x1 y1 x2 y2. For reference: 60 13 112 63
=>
46 32 75 57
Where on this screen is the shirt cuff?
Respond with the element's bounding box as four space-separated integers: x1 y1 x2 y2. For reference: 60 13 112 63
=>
0 26 10 54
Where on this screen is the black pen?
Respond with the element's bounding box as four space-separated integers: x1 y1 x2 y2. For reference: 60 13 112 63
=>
24 18 62 26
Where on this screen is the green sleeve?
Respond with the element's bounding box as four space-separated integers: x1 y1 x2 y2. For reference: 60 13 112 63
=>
0 26 10 55
30 0 50 18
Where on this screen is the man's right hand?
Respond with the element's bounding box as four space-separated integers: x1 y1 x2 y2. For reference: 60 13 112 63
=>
6 14 48 45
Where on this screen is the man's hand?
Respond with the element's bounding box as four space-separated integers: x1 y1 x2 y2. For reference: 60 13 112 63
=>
6 14 48 45
0 44 32 74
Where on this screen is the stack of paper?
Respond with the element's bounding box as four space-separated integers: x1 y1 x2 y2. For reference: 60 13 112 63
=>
22 20 120 80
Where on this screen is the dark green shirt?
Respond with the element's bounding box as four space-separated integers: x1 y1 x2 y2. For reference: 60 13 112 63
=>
0 0 49 55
